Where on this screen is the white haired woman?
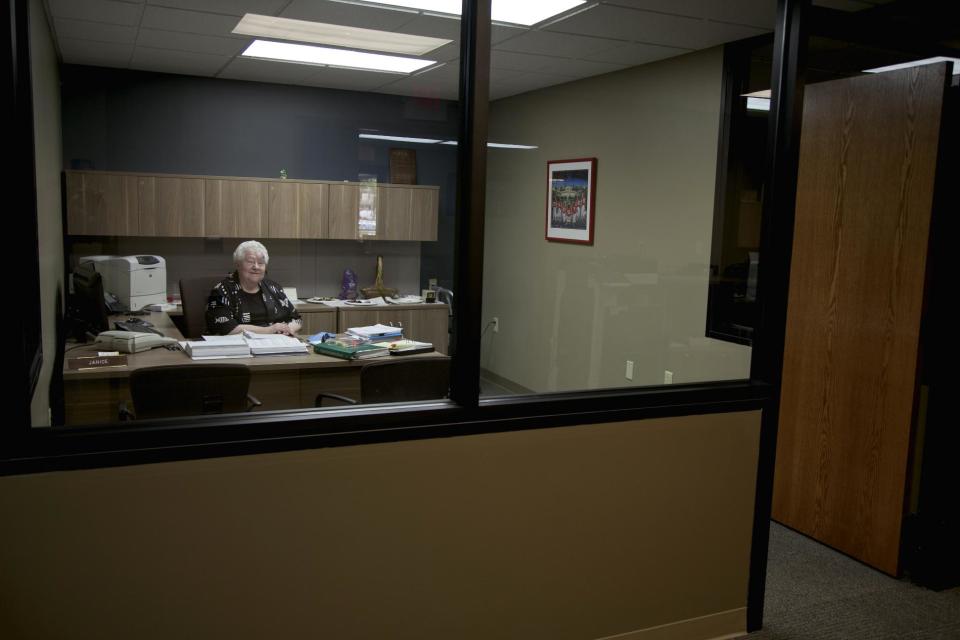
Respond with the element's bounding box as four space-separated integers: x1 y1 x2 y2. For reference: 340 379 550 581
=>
205 240 302 336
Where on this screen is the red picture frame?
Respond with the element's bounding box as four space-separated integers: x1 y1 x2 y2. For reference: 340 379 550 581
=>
545 157 597 245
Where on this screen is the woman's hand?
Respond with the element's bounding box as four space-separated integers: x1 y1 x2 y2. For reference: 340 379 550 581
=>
269 322 295 336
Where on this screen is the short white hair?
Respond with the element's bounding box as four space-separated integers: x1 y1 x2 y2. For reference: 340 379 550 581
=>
234 240 269 266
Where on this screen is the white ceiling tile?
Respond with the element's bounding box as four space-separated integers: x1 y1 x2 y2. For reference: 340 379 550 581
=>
535 57 627 78
600 1 776 29
136 28 248 56
145 0 289 16
491 49 556 72
280 0 415 30
217 56 328 83
491 24 528 45
141 5 247 38
58 37 134 66
376 62 459 99
494 30 625 58
130 46 230 75
392 13 462 39
47 0 143 26
582 41 690 65
544 5 768 49
427 42 461 62
53 18 138 44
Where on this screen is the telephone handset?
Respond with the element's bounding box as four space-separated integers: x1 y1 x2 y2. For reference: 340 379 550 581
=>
104 291 126 313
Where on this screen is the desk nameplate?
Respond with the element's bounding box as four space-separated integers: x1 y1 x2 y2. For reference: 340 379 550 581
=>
68 355 129 370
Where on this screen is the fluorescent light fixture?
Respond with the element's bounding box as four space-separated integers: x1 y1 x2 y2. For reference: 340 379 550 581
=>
746 97 770 111
440 140 538 149
365 0 587 26
233 14 451 56
359 133 443 143
242 40 435 73
864 56 960 75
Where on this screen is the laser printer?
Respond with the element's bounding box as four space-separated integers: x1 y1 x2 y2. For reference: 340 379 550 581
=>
78 255 167 311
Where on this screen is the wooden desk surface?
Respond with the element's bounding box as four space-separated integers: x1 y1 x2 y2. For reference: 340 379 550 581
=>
61 311 447 425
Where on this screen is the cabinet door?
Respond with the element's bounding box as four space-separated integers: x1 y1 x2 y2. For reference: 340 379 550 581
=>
268 181 300 238
410 187 439 241
66 172 140 235
144 177 204 237
206 179 267 237
377 186 413 240
298 309 336 335
328 183 360 239
299 183 329 239
377 185 439 241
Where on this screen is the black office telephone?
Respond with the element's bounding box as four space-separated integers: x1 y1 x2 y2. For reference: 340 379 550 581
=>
104 291 126 313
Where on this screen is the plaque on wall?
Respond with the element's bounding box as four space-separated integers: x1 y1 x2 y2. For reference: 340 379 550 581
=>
389 148 417 184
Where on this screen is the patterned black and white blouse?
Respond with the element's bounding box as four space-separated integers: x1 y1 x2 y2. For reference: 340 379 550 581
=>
205 272 301 335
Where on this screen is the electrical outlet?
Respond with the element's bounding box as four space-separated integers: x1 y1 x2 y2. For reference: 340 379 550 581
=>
625 360 634 380
492 317 499 333
664 370 674 384
428 278 438 290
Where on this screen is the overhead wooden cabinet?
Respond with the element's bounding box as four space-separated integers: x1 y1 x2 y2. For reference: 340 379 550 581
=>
205 178 267 238
773 64 949 576
140 177 205 237
65 172 140 235
64 171 439 241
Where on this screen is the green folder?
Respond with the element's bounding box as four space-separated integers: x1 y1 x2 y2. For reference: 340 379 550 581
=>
313 341 388 360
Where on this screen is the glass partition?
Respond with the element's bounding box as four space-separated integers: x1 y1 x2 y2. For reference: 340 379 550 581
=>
44 0 462 426
480 1 776 396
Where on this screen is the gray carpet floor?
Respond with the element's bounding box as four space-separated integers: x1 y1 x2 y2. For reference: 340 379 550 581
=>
746 522 960 639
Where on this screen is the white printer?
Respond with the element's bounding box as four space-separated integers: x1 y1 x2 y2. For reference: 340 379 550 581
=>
78 255 167 311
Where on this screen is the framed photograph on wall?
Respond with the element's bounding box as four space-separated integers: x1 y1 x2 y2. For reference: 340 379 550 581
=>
545 158 597 245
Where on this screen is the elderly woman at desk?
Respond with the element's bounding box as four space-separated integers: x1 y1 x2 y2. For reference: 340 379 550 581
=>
205 240 302 336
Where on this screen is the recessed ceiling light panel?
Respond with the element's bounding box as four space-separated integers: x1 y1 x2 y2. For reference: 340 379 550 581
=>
242 40 436 74
863 56 960 75
233 14 451 56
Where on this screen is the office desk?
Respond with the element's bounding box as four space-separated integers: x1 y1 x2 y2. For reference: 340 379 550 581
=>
63 312 443 425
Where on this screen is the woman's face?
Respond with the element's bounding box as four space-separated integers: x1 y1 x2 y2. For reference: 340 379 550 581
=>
238 251 267 288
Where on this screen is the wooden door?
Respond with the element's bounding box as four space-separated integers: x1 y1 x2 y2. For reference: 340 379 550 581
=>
773 64 948 575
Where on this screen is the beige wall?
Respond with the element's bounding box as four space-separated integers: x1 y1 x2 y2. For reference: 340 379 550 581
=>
482 48 751 392
29 0 63 426
0 411 761 640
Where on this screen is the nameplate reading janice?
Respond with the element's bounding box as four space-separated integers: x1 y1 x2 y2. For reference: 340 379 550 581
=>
68 355 129 370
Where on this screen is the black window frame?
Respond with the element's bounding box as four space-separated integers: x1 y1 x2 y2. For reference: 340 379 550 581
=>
5 0 811 631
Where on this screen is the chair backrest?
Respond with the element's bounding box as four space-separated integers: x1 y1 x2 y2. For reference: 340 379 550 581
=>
359 357 450 404
129 364 251 419
179 275 222 339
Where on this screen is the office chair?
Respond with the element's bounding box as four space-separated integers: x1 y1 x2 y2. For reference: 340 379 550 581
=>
120 364 261 420
315 357 450 406
179 275 223 339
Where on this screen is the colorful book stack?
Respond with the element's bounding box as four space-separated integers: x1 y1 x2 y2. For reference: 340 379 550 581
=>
313 336 389 360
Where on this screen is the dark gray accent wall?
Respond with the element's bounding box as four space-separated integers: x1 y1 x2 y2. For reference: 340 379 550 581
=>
61 65 458 293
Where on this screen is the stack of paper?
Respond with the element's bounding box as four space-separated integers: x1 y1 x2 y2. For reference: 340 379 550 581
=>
184 335 251 360
242 332 308 355
347 323 403 340
370 339 434 355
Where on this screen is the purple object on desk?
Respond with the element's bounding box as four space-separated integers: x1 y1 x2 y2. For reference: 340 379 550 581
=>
339 268 358 300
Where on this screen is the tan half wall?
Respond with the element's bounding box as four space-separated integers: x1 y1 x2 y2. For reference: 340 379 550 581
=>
0 411 761 640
